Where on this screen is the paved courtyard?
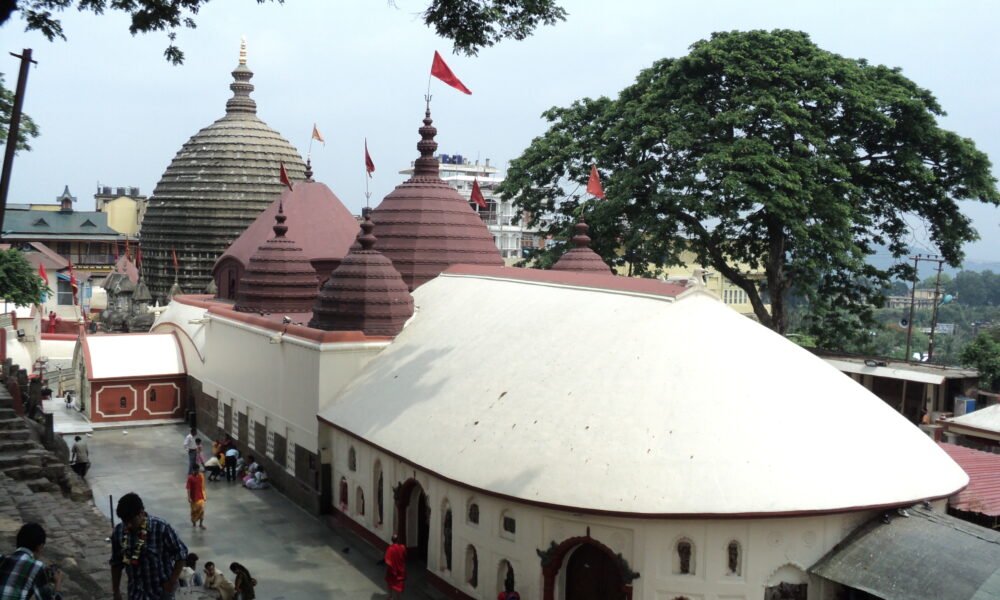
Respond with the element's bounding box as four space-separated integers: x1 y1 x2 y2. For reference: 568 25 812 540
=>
64 423 433 600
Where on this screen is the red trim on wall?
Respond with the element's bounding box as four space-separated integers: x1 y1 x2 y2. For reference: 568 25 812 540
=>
40 332 78 341
90 378 186 423
206 305 393 344
317 415 961 520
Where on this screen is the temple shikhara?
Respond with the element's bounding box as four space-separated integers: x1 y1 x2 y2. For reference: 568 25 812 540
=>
49 43 992 600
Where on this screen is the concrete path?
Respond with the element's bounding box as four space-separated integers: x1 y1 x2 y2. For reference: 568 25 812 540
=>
70 423 434 600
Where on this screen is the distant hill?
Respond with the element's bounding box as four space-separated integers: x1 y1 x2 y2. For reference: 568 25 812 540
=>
867 248 1000 278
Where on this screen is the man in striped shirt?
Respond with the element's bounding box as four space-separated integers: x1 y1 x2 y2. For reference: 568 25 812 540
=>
0 523 63 600
110 493 187 600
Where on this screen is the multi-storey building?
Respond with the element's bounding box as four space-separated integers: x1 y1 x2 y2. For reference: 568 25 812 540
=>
95 184 147 239
401 154 543 260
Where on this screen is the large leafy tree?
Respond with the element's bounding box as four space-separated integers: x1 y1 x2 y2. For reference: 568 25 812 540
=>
500 29 999 344
0 248 48 307
0 72 39 153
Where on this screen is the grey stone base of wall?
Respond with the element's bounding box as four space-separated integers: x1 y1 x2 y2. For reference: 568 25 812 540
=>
188 376 323 515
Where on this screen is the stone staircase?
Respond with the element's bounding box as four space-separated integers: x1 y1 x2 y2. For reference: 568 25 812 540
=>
0 405 91 502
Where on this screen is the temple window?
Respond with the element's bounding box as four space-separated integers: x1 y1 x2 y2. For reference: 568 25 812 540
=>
674 539 695 575
348 446 357 471
467 501 480 525
355 486 365 516
465 545 478 588
727 540 742 576
441 501 453 571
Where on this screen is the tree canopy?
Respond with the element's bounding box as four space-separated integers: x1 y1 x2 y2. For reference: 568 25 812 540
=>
2 0 566 64
500 29 999 345
0 249 48 307
960 328 1000 391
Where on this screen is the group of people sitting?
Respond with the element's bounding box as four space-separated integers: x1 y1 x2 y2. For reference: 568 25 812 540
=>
202 436 270 489
179 553 257 600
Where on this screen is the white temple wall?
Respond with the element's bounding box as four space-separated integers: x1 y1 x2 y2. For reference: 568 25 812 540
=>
322 425 892 600
202 317 322 450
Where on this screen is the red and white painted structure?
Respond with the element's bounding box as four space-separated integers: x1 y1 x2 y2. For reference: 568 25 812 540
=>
74 333 186 423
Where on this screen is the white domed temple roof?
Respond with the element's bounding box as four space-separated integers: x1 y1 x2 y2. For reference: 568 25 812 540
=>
319 266 967 516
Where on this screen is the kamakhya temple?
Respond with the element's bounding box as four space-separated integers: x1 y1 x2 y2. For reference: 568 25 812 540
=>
69 48 995 600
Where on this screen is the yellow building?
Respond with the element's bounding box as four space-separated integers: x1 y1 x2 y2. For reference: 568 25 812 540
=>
95 185 146 238
620 251 769 318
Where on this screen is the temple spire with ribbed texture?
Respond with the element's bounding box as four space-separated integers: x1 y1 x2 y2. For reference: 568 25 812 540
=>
226 36 257 114
411 108 439 179
551 221 613 274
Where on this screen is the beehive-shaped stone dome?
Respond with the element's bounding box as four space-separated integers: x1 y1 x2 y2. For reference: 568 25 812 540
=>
370 107 502 291
234 204 319 314
551 221 612 274
309 217 413 336
141 39 306 301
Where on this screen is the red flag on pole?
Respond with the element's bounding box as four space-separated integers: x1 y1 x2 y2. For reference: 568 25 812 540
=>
38 263 47 283
171 247 179 273
365 139 375 177
125 238 131 260
470 178 487 209
279 162 293 191
587 165 605 199
430 51 472 95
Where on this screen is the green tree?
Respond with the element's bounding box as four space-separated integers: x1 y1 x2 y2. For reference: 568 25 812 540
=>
2 0 566 64
960 328 1000 391
0 72 40 153
0 249 48 307
500 29 999 344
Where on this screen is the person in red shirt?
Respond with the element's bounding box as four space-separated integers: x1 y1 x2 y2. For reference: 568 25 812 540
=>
383 534 406 599
185 466 207 529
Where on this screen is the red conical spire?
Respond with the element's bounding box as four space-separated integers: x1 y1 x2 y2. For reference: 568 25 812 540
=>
370 106 502 291
551 221 612 274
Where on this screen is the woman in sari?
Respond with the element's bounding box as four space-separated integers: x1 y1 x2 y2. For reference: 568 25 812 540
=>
186 465 207 528
230 562 256 600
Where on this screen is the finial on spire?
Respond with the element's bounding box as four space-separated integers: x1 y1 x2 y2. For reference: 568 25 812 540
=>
227 36 257 114
304 158 314 181
273 201 288 238
571 221 593 249
239 36 247 65
411 105 440 178
359 215 377 251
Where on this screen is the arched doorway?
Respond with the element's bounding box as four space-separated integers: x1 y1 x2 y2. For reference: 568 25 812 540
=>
394 479 430 562
565 543 624 600
539 535 635 600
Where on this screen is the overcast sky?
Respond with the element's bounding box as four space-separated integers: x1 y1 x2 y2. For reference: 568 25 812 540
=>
1 0 998 262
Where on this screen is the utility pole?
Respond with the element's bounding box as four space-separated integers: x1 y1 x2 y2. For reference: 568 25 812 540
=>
0 49 37 239
903 254 921 362
926 256 947 362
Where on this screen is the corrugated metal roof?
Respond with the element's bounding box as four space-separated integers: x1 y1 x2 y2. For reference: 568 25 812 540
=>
939 443 1000 517
810 506 1000 600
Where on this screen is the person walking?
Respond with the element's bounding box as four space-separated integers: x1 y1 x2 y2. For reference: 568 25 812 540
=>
110 492 188 600
70 435 90 478
186 467 207 529
183 428 198 473
0 523 64 600
383 534 406 600
229 563 256 600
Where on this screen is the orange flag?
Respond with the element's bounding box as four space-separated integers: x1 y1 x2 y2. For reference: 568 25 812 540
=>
365 139 375 177
470 178 487 209
312 123 325 145
430 51 472 95
279 162 293 191
587 165 605 199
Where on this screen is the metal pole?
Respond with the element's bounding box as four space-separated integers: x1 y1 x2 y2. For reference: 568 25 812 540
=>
109 494 114 535
903 254 920 362
927 258 945 361
0 49 36 238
